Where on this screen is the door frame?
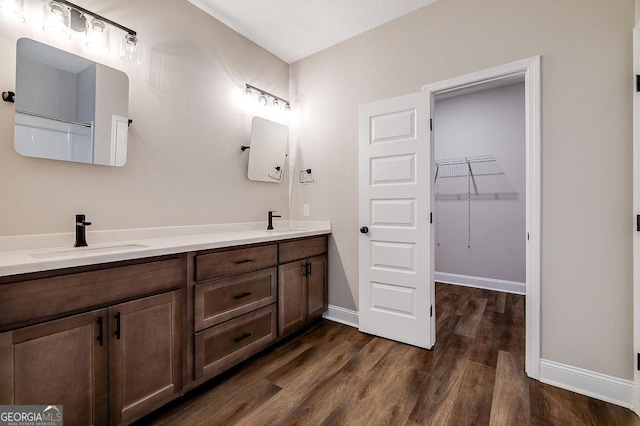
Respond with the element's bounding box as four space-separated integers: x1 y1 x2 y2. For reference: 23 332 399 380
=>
423 56 542 378
633 23 640 416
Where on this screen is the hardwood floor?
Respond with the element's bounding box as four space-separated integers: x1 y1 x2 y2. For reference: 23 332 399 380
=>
136 283 639 425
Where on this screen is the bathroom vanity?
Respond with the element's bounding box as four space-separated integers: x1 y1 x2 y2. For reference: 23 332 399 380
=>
0 225 329 425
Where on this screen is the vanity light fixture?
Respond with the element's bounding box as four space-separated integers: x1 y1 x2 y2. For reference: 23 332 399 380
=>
244 84 290 112
0 0 25 22
40 0 139 61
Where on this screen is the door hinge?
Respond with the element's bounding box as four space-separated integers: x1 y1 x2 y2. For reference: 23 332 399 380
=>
636 75 640 92
430 118 433 131
637 353 640 370
637 215 640 232
430 212 433 224
430 305 433 317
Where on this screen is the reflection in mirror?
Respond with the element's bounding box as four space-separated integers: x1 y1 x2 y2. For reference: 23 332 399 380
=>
14 38 130 166
247 116 288 183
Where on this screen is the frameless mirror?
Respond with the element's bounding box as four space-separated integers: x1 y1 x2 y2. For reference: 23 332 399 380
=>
247 116 288 182
13 38 129 166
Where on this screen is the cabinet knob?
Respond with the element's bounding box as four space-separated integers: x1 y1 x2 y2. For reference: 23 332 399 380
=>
360 226 369 234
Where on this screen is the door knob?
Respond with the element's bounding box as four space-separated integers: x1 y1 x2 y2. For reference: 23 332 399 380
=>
360 226 369 234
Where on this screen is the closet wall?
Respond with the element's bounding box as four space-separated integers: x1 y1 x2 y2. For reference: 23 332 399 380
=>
434 82 526 285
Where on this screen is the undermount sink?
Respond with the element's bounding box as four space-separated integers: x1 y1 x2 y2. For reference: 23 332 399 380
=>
29 243 149 259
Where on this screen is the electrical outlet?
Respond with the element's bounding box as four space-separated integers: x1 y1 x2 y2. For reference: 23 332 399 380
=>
303 204 310 217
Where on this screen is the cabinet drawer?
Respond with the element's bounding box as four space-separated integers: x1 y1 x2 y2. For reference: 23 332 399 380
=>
0 256 186 332
194 244 277 281
278 236 328 264
194 304 276 380
194 268 277 331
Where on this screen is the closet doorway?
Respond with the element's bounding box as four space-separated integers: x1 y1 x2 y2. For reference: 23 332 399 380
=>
432 78 527 373
426 57 541 378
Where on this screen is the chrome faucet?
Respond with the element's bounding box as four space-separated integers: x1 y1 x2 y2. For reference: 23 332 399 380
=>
75 214 92 247
267 211 281 230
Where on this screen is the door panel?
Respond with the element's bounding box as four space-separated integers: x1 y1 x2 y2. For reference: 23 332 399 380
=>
370 199 416 228
370 282 416 316
370 154 416 185
370 241 416 271
370 109 416 143
359 91 433 349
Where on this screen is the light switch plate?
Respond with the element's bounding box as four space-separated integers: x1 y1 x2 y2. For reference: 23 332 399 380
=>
303 204 310 216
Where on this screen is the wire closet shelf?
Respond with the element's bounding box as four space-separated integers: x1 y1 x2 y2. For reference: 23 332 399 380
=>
434 155 517 249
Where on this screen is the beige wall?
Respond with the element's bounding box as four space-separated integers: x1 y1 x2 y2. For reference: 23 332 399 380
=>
290 0 634 379
0 0 289 235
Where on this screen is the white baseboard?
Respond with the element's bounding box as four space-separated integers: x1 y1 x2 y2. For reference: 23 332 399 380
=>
435 271 526 295
539 359 633 409
323 305 359 328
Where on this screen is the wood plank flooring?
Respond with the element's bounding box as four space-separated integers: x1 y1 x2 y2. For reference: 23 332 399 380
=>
135 283 639 425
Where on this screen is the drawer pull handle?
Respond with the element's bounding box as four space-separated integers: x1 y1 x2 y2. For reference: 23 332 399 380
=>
97 317 104 346
234 332 252 343
234 292 252 300
235 259 254 264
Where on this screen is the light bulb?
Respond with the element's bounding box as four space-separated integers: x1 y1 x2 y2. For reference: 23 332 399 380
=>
86 18 110 52
0 0 25 22
42 1 71 39
258 93 267 106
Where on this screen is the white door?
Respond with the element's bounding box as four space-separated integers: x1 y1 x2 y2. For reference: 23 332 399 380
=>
110 115 129 166
358 91 434 349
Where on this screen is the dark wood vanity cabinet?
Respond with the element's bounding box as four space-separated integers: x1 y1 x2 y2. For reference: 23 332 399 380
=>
0 255 186 426
278 237 328 337
0 233 329 425
190 236 328 383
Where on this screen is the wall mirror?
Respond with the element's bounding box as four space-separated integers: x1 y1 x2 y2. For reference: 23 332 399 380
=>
13 38 129 166
247 116 288 182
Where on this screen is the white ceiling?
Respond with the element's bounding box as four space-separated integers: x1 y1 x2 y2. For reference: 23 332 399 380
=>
188 0 437 64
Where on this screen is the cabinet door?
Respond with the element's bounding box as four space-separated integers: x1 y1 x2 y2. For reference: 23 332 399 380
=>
307 255 328 321
109 290 183 425
278 260 307 336
0 310 108 426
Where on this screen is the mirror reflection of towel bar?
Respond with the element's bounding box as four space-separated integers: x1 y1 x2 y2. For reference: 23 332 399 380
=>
268 166 283 181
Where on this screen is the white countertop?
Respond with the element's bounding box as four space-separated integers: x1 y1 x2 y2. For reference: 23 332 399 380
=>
0 220 331 277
